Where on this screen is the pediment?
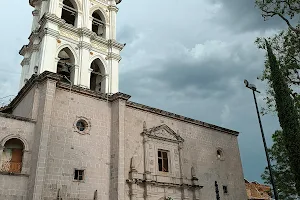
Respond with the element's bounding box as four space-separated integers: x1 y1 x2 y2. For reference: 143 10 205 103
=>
143 124 184 143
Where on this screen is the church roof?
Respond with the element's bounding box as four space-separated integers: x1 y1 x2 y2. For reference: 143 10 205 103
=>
1 71 239 136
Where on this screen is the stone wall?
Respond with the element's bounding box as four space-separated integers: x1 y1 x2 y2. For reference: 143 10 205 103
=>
41 87 112 200
12 86 36 119
124 105 248 200
0 114 35 200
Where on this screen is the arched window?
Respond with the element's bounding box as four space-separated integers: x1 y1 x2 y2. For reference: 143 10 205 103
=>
92 10 106 38
61 0 77 26
57 47 75 84
90 59 106 92
0 139 24 173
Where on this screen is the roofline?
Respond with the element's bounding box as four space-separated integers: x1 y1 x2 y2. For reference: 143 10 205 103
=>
2 71 239 136
126 101 239 136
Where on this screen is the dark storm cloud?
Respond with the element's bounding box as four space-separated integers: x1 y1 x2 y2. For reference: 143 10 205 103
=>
0 0 282 183
117 25 138 45
213 0 287 32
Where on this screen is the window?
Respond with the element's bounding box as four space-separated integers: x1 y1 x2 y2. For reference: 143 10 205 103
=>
158 150 169 172
76 120 87 132
90 58 106 93
74 169 84 181
217 149 224 160
223 185 228 194
92 11 106 37
57 47 75 84
61 0 77 26
0 139 24 173
74 117 91 135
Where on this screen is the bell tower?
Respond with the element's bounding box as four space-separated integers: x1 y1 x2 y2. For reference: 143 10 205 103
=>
19 0 124 94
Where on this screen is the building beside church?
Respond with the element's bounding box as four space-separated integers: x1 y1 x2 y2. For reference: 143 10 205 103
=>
245 179 271 200
0 0 248 199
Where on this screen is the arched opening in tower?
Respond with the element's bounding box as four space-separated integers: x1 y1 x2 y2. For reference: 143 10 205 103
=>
57 48 75 84
61 0 77 26
92 10 106 38
90 59 106 93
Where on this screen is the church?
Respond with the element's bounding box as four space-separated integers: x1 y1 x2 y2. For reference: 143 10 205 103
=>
0 0 248 199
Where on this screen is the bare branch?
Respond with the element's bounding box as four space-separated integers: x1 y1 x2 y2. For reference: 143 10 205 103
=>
262 9 300 34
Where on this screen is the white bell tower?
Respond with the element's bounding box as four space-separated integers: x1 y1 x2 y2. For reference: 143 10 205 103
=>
19 0 124 94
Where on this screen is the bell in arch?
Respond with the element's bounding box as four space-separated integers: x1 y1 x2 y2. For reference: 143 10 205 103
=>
59 63 70 76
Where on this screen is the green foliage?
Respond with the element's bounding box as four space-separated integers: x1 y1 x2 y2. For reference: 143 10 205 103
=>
255 0 300 114
255 0 300 34
255 28 300 114
262 130 298 199
265 39 300 196
255 0 300 198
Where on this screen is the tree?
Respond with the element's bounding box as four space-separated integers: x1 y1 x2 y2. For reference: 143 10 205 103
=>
262 130 298 199
255 0 300 34
255 0 300 114
265 39 300 196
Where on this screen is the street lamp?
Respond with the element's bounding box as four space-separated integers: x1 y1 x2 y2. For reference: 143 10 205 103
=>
244 79 279 200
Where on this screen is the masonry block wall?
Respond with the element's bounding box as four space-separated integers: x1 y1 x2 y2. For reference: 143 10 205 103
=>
124 105 247 200
42 87 112 199
0 73 247 200
0 114 35 200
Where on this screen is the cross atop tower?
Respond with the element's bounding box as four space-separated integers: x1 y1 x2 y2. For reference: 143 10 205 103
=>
20 0 124 94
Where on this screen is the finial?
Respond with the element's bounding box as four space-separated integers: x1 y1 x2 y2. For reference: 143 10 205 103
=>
191 166 196 178
130 156 136 170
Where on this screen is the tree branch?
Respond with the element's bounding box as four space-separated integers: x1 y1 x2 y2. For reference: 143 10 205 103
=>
262 9 300 34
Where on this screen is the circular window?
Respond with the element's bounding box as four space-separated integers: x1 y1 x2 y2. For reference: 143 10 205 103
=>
76 120 87 132
74 117 91 135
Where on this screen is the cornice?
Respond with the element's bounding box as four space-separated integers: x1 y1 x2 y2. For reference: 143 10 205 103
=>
108 5 119 12
126 177 203 189
19 46 27 56
92 35 108 46
106 52 122 62
28 31 39 42
115 0 122 4
78 28 95 38
108 39 125 51
32 9 40 16
39 13 64 28
0 113 35 123
19 43 40 56
29 0 40 7
110 92 131 101
39 28 59 38
78 41 91 50
21 58 31 66
126 101 240 136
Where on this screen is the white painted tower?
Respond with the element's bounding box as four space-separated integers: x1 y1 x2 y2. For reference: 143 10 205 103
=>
20 0 124 94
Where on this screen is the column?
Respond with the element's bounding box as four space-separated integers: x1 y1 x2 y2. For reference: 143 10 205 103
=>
0 146 3 172
78 41 91 88
108 4 118 40
40 0 50 17
31 9 40 31
110 93 130 200
39 31 59 73
21 150 31 174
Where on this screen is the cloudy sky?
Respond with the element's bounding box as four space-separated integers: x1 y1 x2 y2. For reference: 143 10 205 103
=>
0 0 285 182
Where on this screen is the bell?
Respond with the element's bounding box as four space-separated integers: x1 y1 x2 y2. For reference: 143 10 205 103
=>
59 64 70 76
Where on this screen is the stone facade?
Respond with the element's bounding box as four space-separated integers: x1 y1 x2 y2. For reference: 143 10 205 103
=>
0 72 248 200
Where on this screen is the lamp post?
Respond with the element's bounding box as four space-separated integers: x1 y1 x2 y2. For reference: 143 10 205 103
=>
244 79 279 200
